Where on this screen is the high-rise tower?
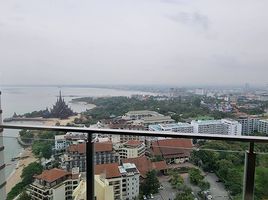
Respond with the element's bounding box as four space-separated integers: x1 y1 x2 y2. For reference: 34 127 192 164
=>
0 91 6 199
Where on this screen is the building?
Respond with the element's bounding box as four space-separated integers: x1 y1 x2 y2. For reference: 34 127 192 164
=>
237 115 259 135
122 156 168 178
142 116 175 129
258 119 268 134
28 168 79 200
119 163 140 200
49 91 74 119
221 119 242 136
72 179 86 200
149 122 194 133
122 110 175 129
122 110 162 120
95 163 140 200
63 143 87 172
54 133 87 151
94 141 119 165
63 142 118 172
191 119 242 135
151 139 193 164
114 140 146 160
95 175 114 200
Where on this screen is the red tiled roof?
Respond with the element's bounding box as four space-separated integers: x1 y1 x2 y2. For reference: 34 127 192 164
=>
151 139 192 159
122 156 168 178
94 141 113 152
95 163 121 179
35 168 70 183
68 143 86 154
152 161 168 170
125 140 143 147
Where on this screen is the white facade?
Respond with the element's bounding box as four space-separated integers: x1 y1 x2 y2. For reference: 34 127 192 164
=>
115 142 146 159
237 116 260 135
221 119 242 136
258 119 268 134
191 119 241 135
119 163 140 200
149 123 194 133
54 135 68 151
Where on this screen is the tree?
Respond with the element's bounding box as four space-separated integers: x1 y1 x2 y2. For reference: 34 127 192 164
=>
21 162 43 184
17 191 31 200
189 168 203 185
175 187 194 200
140 170 160 195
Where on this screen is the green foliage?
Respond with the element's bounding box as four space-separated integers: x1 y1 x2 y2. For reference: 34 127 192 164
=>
140 170 160 195
189 168 204 185
169 170 184 189
7 182 26 200
175 187 194 200
17 191 31 200
32 140 53 159
7 162 43 200
21 162 43 184
255 167 268 199
19 130 34 143
73 96 225 124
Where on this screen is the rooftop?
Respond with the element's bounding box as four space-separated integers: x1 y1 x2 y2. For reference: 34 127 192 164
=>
35 168 71 183
94 141 113 152
95 163 121 179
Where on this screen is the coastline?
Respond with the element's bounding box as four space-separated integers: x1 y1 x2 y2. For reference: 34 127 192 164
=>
6 148 37 194
6 115 78 193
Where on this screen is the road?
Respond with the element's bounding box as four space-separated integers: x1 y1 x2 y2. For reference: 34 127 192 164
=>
154 176 177 200
204 173 230 200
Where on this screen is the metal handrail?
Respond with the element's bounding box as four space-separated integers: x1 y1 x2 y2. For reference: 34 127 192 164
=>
1 123 268 143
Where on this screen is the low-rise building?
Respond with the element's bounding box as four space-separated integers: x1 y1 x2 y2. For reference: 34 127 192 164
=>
151 139 193 164
28 168 79 200
122 156 168 178
149 122 194 133
114 140 146 160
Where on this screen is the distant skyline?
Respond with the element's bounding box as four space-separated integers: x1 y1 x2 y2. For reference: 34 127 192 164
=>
1 0 268 86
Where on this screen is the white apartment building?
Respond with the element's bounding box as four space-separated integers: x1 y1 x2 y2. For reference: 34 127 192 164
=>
28 168 79 200
221 119 242 136
258 119 268 134
95 163 140 200
149 123 194 133
114 140 146 160
119 163 140 200
191 119 242 135
237 116 260 135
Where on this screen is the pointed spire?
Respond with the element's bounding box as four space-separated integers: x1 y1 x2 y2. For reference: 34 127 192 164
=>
59 90 62 102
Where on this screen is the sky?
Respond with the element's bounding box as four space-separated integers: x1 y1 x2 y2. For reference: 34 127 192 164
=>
0 0 268 87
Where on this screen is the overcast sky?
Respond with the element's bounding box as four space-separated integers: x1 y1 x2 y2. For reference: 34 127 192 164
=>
0 0 268 86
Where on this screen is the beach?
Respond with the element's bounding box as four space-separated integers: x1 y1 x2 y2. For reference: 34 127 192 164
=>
6 148 37 193
6 115 78 193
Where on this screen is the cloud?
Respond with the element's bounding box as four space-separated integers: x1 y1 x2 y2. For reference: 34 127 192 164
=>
166 11 210 30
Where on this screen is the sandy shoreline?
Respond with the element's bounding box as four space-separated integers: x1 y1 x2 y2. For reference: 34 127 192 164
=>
6 116 78 193
6 148 37 193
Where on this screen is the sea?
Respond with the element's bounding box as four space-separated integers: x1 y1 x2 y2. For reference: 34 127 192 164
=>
0 86 155 179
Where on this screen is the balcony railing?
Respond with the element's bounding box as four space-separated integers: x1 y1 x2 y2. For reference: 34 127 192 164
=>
1 124 268 200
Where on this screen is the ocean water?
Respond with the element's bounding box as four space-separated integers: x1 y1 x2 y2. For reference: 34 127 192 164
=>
0 86 155 178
